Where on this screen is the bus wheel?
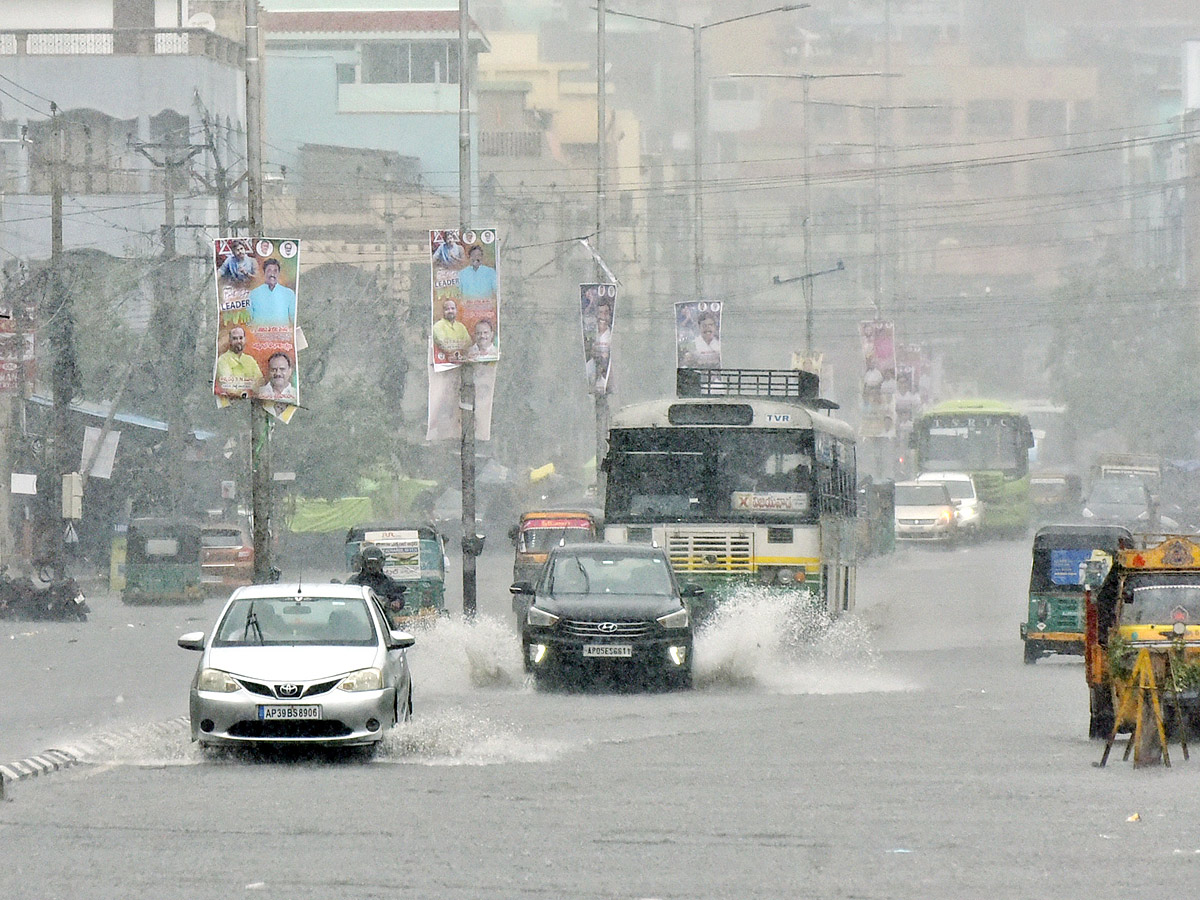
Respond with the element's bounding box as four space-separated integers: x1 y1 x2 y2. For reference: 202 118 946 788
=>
1023 641 1041 664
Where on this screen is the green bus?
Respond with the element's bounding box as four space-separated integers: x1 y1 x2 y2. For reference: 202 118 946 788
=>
910 399 1035 535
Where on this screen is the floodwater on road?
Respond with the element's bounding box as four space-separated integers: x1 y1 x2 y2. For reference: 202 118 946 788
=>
4 540 1200 900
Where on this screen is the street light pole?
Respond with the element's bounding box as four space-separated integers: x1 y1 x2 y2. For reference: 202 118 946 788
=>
458 0 479 618
604 5 808 302
727 71 898 351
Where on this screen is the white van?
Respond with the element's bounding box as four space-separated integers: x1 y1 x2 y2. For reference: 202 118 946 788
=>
916 472 983 538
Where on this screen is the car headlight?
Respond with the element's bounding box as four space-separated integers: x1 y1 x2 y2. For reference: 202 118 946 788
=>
657 608 690 629
338 668 383 692
527 605 560 627
939 510 953 524
197 668 240 693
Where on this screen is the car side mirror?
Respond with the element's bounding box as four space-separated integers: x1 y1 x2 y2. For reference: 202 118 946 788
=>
388 629 416 650
681 583 705 598
510 581 535 595
178 632 205 651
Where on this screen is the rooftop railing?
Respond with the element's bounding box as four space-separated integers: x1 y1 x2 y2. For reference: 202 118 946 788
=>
0 28 245 66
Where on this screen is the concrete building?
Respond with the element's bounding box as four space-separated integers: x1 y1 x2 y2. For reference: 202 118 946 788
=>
259 0 489 199
0 0 246 260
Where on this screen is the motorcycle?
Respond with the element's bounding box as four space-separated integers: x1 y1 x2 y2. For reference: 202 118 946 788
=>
0 569 88 622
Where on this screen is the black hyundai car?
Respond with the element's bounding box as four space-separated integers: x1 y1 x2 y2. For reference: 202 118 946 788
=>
512 543 700 690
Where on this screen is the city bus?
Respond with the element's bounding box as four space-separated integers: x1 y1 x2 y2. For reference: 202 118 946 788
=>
910 399 1035 535
601 368 858 618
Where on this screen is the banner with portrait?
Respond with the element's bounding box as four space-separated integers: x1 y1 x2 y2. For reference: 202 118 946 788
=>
212 237 300 423
893 343 928 435
430 229 500 371
580 283 616 395
675 300 722 369
860 319 896 438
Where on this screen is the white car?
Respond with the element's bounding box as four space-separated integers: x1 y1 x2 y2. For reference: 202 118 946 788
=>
178 582 415 750
916 471 984 537
893 480 958 543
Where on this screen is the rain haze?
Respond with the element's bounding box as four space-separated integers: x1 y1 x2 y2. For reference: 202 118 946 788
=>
3 0 1200 897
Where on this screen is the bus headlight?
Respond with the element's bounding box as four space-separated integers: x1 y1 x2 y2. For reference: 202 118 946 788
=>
777 567 796 584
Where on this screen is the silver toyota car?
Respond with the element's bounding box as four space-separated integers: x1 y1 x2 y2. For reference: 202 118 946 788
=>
178 583 415 750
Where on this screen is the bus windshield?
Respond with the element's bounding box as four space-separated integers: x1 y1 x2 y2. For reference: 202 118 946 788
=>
606 429 815 524
916 415 1027 473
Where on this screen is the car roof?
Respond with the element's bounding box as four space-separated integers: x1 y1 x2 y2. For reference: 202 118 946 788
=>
916 472 973 482
229 582 371 601
895 480 948 488
547 542 666 558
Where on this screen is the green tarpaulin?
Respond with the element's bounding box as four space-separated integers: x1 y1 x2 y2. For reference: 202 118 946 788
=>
288 497 375 534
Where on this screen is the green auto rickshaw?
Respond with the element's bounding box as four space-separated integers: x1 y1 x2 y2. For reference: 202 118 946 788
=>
1021 523 1132 664
345 523 447 620
122 517 205 605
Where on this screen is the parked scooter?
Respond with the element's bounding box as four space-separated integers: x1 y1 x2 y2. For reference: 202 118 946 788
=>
0 568 88 621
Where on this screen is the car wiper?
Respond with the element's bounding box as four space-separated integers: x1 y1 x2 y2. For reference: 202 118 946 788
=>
242 600 264 645
574 556 591 593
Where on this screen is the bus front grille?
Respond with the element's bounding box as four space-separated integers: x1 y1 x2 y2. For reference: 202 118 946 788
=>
667 532 754 573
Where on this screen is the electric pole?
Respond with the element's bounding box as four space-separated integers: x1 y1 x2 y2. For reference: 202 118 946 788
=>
458 0 479 618
244 0 273 583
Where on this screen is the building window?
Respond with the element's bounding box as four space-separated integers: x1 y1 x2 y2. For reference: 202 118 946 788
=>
336 63 356 84
362 40 458 84
906 101 953 136
1027 100 1066 137
966 99 1013 136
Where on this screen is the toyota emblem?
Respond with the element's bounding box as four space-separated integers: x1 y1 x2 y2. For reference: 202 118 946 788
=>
276 683 301 698
597 622 619 633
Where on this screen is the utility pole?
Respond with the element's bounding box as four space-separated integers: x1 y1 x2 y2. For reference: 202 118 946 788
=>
458 0 479 618
594 3 610 501
46 106 76 580
605 5 807 304
244 0 273 583
728 70 898 350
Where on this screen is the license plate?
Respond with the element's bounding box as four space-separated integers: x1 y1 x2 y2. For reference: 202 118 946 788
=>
583 644 633 658
257 705 322 720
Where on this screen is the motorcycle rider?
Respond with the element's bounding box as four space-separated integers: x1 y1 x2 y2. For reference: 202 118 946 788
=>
348 544 407 626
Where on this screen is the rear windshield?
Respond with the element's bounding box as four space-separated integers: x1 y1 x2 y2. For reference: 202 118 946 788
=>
523 527 593 553
213 597 377 646
202 529 244 549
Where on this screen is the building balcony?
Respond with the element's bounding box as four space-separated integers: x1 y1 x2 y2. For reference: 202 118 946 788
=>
0 28 245 67
479 131 542 158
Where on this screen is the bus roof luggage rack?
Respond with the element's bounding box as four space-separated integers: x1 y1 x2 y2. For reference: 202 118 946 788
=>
676 367 834 407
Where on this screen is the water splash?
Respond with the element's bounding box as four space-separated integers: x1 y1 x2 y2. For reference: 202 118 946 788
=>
694 585 915 695
378 707 570 766
406 614 527 694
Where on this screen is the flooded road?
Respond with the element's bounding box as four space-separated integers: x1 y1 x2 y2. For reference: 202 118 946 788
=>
4 540 1198 899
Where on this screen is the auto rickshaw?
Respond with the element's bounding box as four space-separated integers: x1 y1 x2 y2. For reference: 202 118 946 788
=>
345 523 447 621
122 517 205 605
509 509 600 625
1022 523 1132 664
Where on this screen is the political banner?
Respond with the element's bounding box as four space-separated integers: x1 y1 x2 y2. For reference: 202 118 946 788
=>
675 300 722 369
580 283 616 395
860 320 896 438
212 237 300 423
430 229 500 370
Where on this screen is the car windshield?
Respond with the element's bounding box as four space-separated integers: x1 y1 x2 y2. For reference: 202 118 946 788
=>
1123 584 1200 626
524 527 593 552
895 484 950 506
924 479 973 500
1089 480 1145 505
545 553 674 596
212 596 377 646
